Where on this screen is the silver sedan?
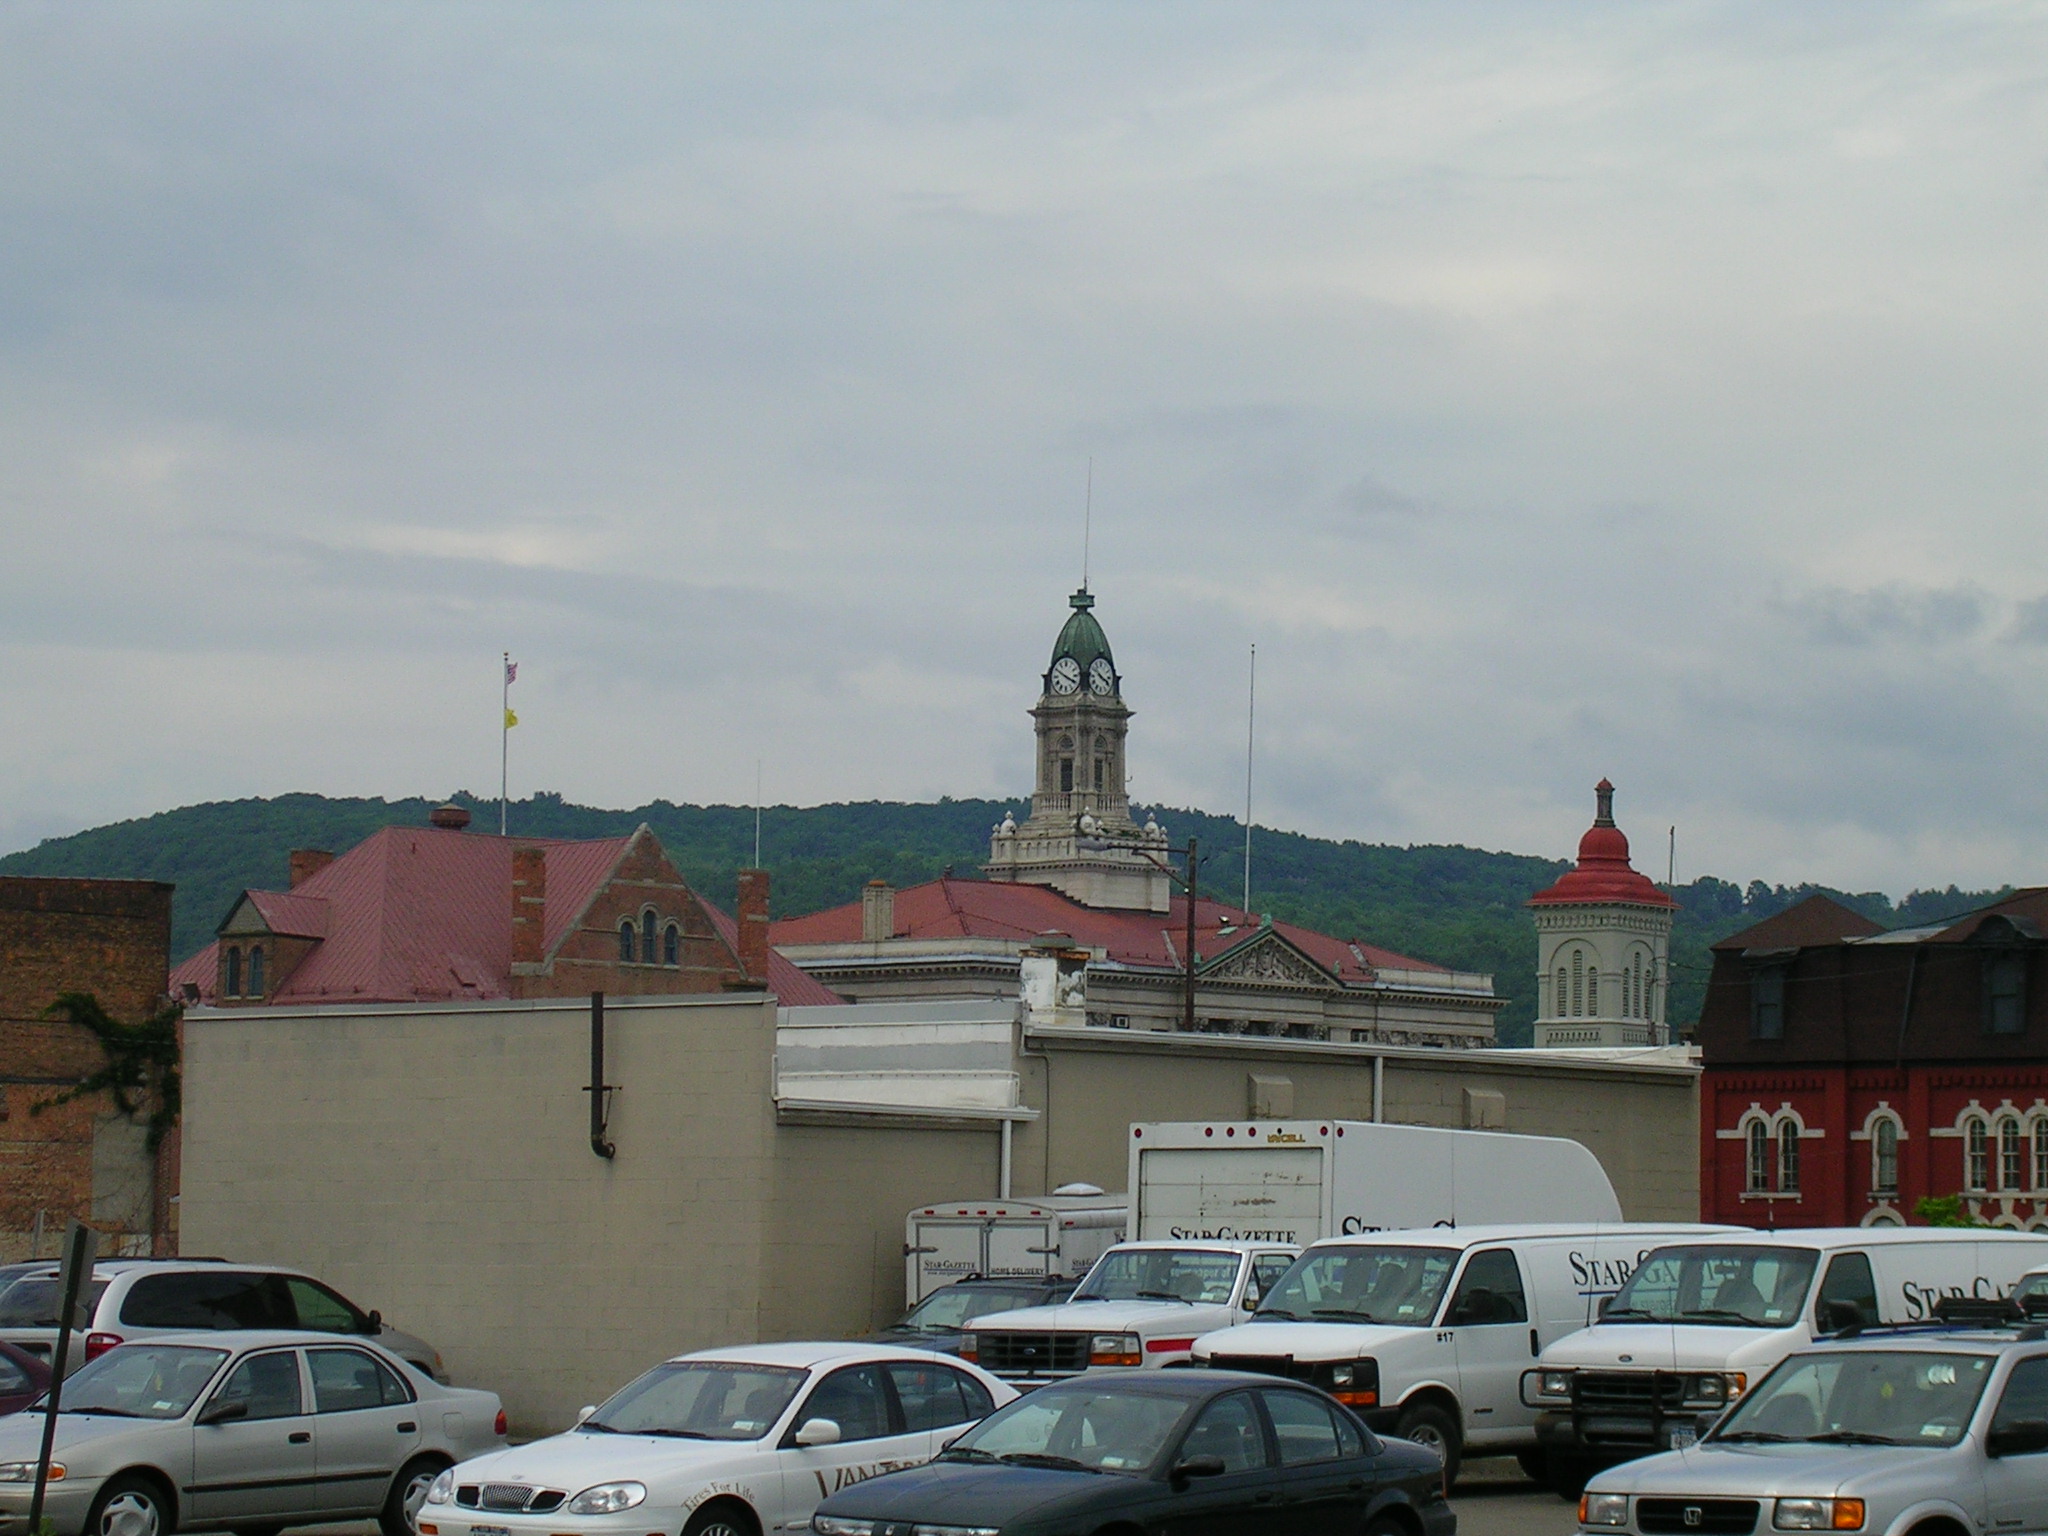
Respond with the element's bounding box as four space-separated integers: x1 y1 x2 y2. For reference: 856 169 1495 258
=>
0 1330 505 1536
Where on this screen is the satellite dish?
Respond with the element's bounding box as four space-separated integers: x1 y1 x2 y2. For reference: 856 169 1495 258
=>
1052 1182 1105 1198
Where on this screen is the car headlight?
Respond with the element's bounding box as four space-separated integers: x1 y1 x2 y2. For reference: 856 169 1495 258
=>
1330 1363 1353 1387
1579 1492 1628 1527
911 1526 1001 1536
1540 1370 1572 1398
1692 1374 1724 1403
425 1470 455 1505
565 1482 647 1515
0 1463 63 1483
811 1518 875 1536
1088 1332 1142 1367
1773 1497 1864 1531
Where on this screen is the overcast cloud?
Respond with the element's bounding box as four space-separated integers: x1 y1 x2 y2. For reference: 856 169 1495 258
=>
5 1 2048 893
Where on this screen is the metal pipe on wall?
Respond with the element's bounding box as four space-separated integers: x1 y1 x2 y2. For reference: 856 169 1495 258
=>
589 991 616 1160
1372 1055 1384 1122
999 1118 1013 1200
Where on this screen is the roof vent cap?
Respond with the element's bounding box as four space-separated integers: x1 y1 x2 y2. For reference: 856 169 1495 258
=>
429 802 473 830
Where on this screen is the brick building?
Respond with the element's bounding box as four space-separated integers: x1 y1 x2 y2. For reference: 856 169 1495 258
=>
0 876 175 1259
169 803 836 1008
1699 890 2048 1229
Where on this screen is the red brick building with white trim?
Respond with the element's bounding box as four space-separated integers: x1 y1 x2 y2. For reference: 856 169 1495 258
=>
1699 890 2048 1229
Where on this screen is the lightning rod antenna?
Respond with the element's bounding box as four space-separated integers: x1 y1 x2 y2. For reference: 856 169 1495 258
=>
1083 457 1093 590
1244 643 1256 914
755 760 764 869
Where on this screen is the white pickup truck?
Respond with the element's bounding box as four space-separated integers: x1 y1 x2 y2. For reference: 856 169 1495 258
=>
960 1239 1299 1385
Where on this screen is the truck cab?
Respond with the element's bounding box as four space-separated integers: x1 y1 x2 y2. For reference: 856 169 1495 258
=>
960 1240 1297 1384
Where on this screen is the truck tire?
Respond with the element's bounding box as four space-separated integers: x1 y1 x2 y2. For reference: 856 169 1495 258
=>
1514 1448 1546 1482
1547 1456 1595 1501
1393 1401 1461 1488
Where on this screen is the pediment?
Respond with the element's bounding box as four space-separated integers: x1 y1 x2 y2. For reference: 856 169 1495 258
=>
1201 931 1336 990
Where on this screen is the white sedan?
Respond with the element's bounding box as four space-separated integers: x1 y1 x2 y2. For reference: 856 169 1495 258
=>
418 1343 1015 1536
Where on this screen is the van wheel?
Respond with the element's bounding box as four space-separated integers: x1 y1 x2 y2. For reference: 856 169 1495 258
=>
1393 1401 1461 1488
1547 1456 1594 1501
1514 1448 1546 1482
684 1500 760 1536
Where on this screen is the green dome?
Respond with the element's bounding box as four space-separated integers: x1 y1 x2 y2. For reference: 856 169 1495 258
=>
1044 588 1119 695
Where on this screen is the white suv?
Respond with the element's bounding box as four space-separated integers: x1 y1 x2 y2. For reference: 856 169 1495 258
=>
0 1258 446 1380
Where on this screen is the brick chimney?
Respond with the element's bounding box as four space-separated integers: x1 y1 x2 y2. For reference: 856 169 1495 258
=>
737 869 770 982
511 846 546 966
862 880 895 943
288 850 335 889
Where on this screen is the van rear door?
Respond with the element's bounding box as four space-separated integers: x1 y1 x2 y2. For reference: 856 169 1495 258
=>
984 1220 1057 1282
908 1220 986 1301
1135 1146 1324 1243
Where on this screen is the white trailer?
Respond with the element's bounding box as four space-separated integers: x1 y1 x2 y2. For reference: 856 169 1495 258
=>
1128 1119 1622 1244
904 1191 1127 1304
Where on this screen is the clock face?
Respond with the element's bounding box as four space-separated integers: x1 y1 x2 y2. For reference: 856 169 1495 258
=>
1088 658 1116 695
1050 656 1082 695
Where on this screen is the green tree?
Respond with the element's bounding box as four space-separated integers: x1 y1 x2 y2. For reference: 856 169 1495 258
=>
1914 1193 1990 1228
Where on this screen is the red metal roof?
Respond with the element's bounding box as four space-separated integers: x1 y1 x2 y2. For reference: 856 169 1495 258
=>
770 877 1446 983
702 899 845 1006
1710 894 1884 952
1528 779 1676 910
170 824 841 1008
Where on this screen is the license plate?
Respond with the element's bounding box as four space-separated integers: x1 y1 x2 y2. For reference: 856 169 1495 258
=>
472 1525 512 1535
1667 1427 1697 1450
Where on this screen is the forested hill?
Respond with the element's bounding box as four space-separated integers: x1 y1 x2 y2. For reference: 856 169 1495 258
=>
0 791 2009 1046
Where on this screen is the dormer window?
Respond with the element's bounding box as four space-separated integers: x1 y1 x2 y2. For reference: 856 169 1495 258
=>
247 946 265 998
1751 963 1787 1040
1985 951 2027 1035
641 910 658 963
225 946 243 997
618 921 636 962
662 923 679 966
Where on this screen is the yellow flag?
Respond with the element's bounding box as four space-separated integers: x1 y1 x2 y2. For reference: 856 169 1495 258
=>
504 708 519 729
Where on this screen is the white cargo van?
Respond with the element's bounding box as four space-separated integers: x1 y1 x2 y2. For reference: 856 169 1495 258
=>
903 1191 1127 1304
1128 1119 1623 1243
1525 1226 2048 1494
1189 1222 1730 1484
961 1239 1299 1383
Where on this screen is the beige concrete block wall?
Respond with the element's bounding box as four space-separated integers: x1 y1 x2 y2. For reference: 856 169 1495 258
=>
762 1122 1001 1337
1018 1035 1699 1223
181 994 778 1435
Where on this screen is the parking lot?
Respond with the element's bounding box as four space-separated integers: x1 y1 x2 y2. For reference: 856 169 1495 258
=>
1450 1459 1578 1536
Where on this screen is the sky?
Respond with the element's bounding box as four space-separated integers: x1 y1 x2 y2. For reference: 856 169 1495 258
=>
4 2 2048 894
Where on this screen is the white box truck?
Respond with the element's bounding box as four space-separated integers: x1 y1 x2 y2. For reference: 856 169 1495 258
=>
1128 1119 1624 1243
904 1190 1127 1304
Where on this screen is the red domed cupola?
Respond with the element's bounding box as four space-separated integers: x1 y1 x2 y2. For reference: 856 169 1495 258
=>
1529 779 1675 909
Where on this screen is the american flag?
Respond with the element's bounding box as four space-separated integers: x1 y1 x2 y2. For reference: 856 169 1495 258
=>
505 659 518 684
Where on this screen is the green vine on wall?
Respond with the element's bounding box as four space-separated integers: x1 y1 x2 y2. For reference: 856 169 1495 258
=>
34 991 183 1152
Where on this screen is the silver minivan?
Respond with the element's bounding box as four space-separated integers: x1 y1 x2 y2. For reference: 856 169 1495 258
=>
0 1259 445 1381
1578 1305 2048 1534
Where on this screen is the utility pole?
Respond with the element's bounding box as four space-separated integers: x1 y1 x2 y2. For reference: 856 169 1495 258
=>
1183 836 1199 1033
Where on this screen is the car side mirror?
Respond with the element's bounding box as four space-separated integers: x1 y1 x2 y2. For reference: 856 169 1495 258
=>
1989 1420 2048 1458
574 1405 596 1425
1819 1301 1863 1335
795 1417 842 1447
364 1309 383 1334
1171 1455 1226 1485
1595 1295 1612 1319
197 1398 249 1427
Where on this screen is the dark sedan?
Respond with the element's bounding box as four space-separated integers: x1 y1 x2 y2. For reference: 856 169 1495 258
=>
871 1277 1082 1356
810 1368 1453 1536
0 1340 51 1416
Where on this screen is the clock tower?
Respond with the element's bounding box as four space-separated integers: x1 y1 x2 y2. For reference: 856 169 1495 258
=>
986 588 1173 911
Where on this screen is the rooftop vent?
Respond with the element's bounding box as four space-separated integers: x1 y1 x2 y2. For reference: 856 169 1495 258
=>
430 802 473 830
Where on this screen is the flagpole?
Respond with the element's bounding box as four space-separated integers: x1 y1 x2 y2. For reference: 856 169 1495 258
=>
500 651 509 837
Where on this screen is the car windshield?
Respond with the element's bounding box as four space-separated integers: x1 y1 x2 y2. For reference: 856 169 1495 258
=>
0 1277 112 1329
56 1345 229 1419
948 1382 1191 1473
1075 1250 1240 1304
898 1287 1047 1331
1257 1245 1457 1326
1714 1351 1992 1448
1607 1245 1819 1328
582 1361 805 1440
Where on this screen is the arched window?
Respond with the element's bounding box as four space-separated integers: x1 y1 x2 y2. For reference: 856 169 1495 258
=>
618 921 636 963
1633 960 1645 1018
1587 966 1600 1016
662 923 679 966
2035 1120 2048 1191
1571 951 1584 1017
1967 1116 1990 1192
1556 967 1568 1017
225 946 243 997
1873 1118 1899 1196
2001 1117 2024 1191
247 946 265 998
641 910 658 963
1778 1121 1801 1194
1746 1121 1771 1192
